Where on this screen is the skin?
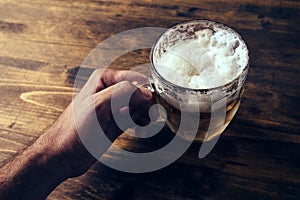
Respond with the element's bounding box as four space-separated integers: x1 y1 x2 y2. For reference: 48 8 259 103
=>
0 69 154 199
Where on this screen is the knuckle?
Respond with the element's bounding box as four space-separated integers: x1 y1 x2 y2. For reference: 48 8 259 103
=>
115 81 137 94
118 81 134 89
92 68 105 77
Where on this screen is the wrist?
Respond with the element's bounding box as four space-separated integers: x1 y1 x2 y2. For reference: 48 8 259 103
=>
26 133 70 196
34 128 73 181
41 111 97 178
0 131 69 199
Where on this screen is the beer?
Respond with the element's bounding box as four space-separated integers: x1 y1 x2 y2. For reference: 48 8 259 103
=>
154 88 243 141
150 20 249 142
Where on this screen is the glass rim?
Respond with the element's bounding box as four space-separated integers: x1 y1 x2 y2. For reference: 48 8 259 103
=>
150 19 250 94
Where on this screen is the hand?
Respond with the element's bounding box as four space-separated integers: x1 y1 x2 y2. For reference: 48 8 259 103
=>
0 69 154 199
48 68 154 178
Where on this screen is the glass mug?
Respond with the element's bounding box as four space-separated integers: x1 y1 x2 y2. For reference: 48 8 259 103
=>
149 20 249 142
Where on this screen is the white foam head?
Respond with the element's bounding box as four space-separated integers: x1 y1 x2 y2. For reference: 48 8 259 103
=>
151 20 249 112
155 22 248 89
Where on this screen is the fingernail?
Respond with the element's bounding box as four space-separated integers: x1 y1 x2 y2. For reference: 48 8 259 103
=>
143 89 152 99
119 106 129 116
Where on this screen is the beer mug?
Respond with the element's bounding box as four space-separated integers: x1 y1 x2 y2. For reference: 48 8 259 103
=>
149 20 249 142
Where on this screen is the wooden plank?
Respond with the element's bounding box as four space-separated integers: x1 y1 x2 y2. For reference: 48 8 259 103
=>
0 0 299 199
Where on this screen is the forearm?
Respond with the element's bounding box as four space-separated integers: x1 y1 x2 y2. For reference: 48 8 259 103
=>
0 69 153 199
0 130 69 200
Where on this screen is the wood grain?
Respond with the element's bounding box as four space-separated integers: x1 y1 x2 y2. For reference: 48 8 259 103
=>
0 0 299 199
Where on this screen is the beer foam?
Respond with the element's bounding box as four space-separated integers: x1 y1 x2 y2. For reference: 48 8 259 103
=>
156 28 248 89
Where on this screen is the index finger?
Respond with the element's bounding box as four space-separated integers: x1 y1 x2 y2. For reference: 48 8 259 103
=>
81 69 149 96
100 69 149 91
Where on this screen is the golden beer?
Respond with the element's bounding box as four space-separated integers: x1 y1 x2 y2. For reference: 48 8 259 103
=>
150 20 249 142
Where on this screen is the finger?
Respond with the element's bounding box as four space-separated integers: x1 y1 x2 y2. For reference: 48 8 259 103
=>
94 81 154 140
119 103 153 126
129 85 153 107
105 105 152 141
118 70 149 87
82 69 149 95
77 69 148 99
94 81 152 120
130 106 151 126
98 69 148 92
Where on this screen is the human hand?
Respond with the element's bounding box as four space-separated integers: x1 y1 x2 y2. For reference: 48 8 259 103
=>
0 69 154 199
45 68 154 178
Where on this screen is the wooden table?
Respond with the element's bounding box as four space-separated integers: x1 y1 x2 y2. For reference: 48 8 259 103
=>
0 0 299 199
